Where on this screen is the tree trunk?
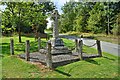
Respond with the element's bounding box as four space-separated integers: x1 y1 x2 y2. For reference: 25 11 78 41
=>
18 24 22 43
18 7 22 43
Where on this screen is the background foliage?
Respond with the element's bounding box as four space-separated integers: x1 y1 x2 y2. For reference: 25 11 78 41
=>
59 2 120 35
1 2 55 42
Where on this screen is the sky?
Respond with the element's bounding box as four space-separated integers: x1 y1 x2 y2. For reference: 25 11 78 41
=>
0 5 7 11
52 0 70 14
52 0 79 14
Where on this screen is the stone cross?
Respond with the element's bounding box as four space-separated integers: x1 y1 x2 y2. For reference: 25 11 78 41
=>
51 10 60 38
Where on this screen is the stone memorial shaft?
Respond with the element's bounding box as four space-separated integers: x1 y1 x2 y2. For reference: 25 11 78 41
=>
51 10 59 38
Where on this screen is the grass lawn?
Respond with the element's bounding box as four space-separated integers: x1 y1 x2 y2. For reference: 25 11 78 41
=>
1 35 119 78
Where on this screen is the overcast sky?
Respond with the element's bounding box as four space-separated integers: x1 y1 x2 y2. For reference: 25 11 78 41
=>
52 0 79 14
52 0 69 14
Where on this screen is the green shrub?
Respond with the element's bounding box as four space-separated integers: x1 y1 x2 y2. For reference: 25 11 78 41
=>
112 13 120 35
112 24 120 35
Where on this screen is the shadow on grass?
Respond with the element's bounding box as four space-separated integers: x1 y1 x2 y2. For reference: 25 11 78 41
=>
30 40 47 52
2 43 10 55
19 42 25 43
2 40 47 56
103 56 116 61
55 69 71 77
15 43 25 52
85 59 100 65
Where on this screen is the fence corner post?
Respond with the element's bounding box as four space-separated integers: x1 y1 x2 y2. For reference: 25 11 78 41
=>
78 40 83 60
46 41 52 69
26 40 30 61
10 38 14 55
96 40 102 57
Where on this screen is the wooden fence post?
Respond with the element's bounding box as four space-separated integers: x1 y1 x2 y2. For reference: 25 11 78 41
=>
78 40 83 60
46 41 52 68
26 40 30 61
96 40 102 57
75 39 78 52
38 37 41 51
10 39 14 55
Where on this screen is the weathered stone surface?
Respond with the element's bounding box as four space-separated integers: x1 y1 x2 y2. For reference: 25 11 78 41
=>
51 46 72 55
51 38 64 47
19 52 79 66
19 52 100 68
54 38 64 46
51 10 60 38
39 47 71 55
51 49 71 55
52 46 68 50
39 49 47 54
49 38 72 55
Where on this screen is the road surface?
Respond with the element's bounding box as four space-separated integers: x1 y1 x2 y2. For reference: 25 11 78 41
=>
59 35 120 56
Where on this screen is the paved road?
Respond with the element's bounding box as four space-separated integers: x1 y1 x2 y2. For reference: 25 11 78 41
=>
59 35 120 56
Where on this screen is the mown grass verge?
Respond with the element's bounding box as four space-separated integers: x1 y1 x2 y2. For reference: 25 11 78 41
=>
1 35 119 78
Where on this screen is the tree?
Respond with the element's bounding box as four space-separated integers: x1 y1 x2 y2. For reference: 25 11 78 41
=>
60 1 120 35
59 1 77 33
60 2 94 33
87 2 106 33
1 2 29 42
73 2 93 32
112 12 120 35
1 2 55 42
27 2 54 40
107 2 120 35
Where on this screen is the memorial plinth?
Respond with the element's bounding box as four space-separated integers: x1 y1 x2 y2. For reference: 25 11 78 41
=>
49 38 72 55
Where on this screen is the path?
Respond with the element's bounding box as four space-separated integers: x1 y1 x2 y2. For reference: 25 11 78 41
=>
59 34 120 56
